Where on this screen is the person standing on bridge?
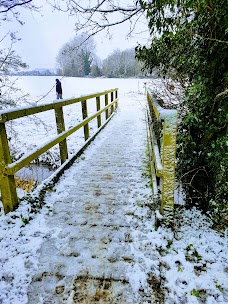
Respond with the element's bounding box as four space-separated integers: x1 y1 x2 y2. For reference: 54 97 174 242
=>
56 79 63 99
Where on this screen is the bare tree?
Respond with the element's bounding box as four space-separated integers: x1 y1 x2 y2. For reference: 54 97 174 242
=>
102 47 145 78
48 0 145 39
0 1 39 108
0 33 29 109
56 33 96 77
0 0 38 22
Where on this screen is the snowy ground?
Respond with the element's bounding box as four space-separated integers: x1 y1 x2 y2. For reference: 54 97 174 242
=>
4 76 182 172
0 77 227 303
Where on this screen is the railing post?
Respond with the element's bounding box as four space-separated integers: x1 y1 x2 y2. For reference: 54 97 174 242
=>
81 100 90 140
105 94 109 120
0 123 18 213
54 107 68 164
115 90 118 109
161 118 177 214
111 91 114 114
146 111 159 196
96 96 101 128
146 89 177 224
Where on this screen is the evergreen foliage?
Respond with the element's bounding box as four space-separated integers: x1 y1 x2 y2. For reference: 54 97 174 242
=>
136 0 228 226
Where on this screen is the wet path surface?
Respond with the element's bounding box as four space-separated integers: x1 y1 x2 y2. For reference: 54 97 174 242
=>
28 94 159 303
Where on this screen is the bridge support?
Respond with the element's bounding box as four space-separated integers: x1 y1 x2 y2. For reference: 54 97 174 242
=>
96 97 101 128
105 94 109 119
146 88 177 224
55 107 68 164
81 100 90 140
0 123 18 213
161 120 177 214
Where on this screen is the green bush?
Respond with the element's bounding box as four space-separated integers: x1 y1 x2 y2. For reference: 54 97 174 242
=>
137 0 228 227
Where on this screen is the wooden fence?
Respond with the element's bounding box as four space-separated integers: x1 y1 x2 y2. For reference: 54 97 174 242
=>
0 88 118 214
146 88 177 217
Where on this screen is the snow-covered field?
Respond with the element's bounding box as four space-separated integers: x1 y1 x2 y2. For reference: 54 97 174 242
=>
0 77 227 303
6 76 149 176
6 76 181 175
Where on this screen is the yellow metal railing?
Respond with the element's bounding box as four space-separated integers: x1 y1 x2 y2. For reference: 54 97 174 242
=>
0 88 118 214
146 88 177 216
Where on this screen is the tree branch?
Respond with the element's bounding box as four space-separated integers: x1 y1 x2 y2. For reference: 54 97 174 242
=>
96 8 142 28
213 88 228 103
209 88 228 116
0 0 34 13
48 0 144 38
195 34 228 44
201 89 228 145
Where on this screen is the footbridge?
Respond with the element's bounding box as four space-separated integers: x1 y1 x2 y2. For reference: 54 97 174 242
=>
0 87 177 219
0 87 177 302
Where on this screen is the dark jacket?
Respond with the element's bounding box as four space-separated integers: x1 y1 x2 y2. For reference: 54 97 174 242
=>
56 79 62 94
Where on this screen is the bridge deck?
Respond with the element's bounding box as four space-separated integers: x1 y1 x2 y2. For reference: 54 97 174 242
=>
28 93 158 303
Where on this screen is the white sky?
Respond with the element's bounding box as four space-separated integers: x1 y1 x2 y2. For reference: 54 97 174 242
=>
1 1 150 70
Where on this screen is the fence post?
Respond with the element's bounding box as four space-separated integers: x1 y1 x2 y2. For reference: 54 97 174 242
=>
146 89 177 223
111 91 114 114
115 90 118 109
161 114 177 214
54 107 68 164
105 94 109 120
0 123 18 213
81 100 90 140
96 96 101 128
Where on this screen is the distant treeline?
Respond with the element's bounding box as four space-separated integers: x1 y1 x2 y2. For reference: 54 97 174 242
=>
11 69 56 76
12 33 158 78
56 34 154 78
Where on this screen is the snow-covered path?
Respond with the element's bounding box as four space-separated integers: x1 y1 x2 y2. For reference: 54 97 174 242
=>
1 80 227 304
27 93 156 303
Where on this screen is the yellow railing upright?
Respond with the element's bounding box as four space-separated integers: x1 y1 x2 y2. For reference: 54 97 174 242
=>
146 88 177 217
0 88 118 214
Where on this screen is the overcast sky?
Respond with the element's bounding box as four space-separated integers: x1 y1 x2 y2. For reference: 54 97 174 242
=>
2 1 150 70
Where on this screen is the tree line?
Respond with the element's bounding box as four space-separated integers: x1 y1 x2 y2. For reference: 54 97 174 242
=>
56 33 147 78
